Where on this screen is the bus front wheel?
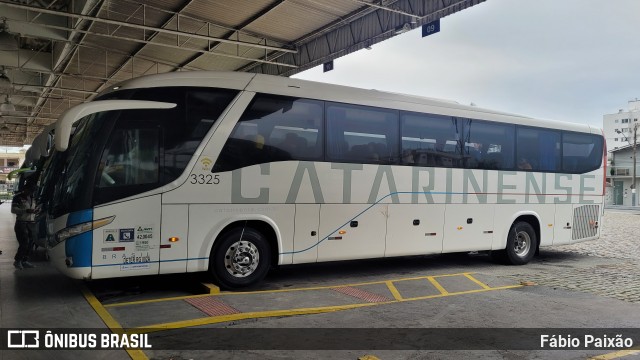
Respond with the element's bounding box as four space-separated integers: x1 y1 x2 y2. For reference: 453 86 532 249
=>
210 227 271 289
503 221 537 265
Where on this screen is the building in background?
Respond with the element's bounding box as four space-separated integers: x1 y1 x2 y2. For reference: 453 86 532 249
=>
603 99 640 151
608 145 638 206
602 98 640 206
605 99 640 206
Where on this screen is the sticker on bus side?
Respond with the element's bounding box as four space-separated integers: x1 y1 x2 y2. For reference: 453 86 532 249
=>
103 229 117 243
119 228 135 242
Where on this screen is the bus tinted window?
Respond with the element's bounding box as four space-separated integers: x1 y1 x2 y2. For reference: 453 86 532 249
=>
97 128 160 188
401 112 460 167
151 89 237 182
125 87 238 183
464 119 515 170
214 95 324 172
516 127 561 172
327 103 398 164
562 132 603 173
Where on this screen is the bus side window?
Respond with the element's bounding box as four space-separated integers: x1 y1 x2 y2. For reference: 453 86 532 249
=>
400 111 457 168
562 132 603 173
214 95 323 172
326 102 398 164
277 133 308 157
464 119 515 170
517 127 561 172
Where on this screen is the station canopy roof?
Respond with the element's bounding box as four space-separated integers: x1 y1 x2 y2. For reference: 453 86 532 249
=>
0 0 484 146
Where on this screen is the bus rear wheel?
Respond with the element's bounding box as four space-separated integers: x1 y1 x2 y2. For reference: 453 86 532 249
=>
210 227 271 289
503 221 537 265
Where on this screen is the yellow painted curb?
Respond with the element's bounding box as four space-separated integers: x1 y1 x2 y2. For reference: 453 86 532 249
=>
79 282 149 360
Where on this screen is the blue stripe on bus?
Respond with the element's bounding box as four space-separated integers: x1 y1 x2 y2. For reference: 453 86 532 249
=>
280 190 461 255
279 189 597 255
71 189 598 266
95 188 467 265
65 231 93 268
67 209 93 227
65 209 94 268
92 257 209 267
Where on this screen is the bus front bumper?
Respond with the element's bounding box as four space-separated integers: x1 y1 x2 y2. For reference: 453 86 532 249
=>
49 242 92 280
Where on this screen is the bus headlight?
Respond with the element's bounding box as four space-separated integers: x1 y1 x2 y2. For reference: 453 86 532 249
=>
49 216 115 248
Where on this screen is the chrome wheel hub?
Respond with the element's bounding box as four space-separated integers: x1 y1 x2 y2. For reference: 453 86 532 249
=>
514 230 531 257
224 240 260 278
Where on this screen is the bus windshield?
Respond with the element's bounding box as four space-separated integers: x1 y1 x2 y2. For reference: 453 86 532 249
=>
51 112 111 218
50 87 239 218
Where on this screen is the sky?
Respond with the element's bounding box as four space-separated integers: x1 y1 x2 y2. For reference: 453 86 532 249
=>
293 0 640 128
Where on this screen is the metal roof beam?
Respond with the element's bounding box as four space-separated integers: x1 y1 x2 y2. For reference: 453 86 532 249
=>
243 0 484 76
347 0 420 18
0 1 298 53
12 82 98 95
92 0 198 94
0 49 52 73
29 0 105 126
175 0 286 72
6 19 297 69
114 0 287 47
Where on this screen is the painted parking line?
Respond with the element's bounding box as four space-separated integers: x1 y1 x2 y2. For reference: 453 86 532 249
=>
385 280 403 301
111 273 522 333
79 282 149 360
103 272 493 308
131 284 522 333
464 273 492 290
83 271 522 353
427 276 449 295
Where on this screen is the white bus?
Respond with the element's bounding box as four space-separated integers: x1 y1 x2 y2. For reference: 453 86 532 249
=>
47 71 605 288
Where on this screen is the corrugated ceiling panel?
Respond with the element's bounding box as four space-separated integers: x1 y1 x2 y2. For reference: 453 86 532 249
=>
188 54 249 71
0 0 486 142
111 71 137 83
136 0 186 12
210 43 268 61
243 1 342 43
100 0 183 27
159 15 221 35
139 63 175 76
137 44 197 65
100 1 146 23
157 17 229 53
291 0 362 19
182 0 275 28
82 29 145 53
129 57 161 76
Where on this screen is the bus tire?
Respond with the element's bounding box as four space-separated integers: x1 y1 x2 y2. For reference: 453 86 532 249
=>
504 221 537 265
210 227 271 289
